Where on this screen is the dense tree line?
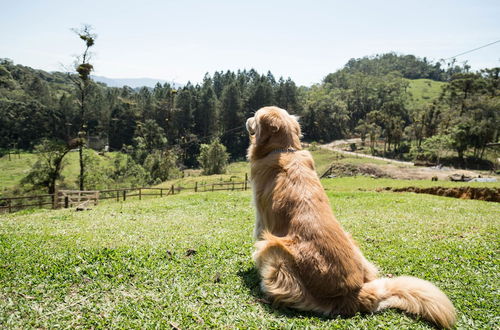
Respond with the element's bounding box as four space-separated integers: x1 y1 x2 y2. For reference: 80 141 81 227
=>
1 53 498 181
299 57 498 165
0 58 301 168
337 53 468 81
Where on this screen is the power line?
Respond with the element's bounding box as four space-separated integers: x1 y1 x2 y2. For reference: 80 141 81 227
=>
445 39 500 61
172 125 247 149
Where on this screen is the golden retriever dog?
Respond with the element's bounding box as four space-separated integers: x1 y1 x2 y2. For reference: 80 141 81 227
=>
246 106 456 328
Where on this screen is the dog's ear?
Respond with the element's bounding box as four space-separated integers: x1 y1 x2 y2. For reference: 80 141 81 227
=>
246 117 256 135
270 121 280 134
255 113 280 145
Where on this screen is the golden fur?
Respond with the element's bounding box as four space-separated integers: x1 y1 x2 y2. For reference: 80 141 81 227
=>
246 106 456 328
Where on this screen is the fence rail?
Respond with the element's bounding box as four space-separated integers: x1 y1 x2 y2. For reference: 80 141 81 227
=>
0 174 249 214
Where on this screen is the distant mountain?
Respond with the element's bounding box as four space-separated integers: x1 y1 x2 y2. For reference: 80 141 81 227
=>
92 75 182 88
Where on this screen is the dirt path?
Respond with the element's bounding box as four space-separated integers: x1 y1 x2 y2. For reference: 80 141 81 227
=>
321 140 414 166
320 140 493 181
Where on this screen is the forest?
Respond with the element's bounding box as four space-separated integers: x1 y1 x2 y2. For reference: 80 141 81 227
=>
0 52 499 193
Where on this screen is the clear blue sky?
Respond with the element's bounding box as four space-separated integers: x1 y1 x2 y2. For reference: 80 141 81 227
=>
1 0 499 86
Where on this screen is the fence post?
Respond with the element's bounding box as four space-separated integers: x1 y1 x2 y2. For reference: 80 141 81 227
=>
64 196 69 208
194 182 198 193
232 182 235 191
244 173 248 191
116 191 119 202
212 184 214 192
123 190 126 201
139 188 142 200
53 189 58 209
170 185 174 195
8 199 12 213
160 188 163 197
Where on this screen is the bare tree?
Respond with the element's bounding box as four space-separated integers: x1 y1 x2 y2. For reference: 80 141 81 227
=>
69 24 96 190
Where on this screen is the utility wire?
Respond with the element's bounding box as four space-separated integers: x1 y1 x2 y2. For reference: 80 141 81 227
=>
172 125 247 149
444 39 500 61
106 124 247 152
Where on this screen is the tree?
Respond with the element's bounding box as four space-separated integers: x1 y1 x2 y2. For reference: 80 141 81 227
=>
416 134 452 163
439 70 499 160
246 75 274 117
143 149 180 183
197 139 229 175
21 139 70 194
70 24 96 191
138 119 168 152
82 149 113 190
194 76 218 137
275 77 302 114
301 85 349 142
355 119 369 145
220 82 245 159
109 153 151 188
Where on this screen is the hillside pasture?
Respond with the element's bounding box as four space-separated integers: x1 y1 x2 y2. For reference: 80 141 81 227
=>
0 151 119 196
0 177 498 328
406 78 446 108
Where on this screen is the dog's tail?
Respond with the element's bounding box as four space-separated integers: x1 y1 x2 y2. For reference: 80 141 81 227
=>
358 276 456 329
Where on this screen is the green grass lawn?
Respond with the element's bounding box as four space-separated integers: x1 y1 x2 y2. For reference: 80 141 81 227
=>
1 177 498 328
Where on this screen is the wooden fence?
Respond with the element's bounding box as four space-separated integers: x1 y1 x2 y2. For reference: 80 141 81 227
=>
56 190 100 209
0 175 249 214
0 194 55 213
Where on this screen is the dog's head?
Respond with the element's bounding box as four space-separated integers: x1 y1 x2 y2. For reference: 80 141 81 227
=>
246 106 302 160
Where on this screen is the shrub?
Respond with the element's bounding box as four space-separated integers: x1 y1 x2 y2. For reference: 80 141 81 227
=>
197 139 229 175
110 153 151 188
81 149 113 190
309 142 319 151
143 149 181 183
410 134 452 163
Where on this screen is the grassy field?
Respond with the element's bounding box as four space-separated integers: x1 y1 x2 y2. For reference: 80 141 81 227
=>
0 151 118 196
158 148 395 189
407 78 446 108
0 153 38 193
1 176 498 328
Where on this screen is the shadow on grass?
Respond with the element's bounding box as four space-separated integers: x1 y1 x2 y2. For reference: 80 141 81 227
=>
236 266 332 320
237 267 437 328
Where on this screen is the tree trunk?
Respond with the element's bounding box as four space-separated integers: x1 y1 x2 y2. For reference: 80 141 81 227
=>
480 146 486 159
48 179 55 195
79 145 84 190
457 149 464 163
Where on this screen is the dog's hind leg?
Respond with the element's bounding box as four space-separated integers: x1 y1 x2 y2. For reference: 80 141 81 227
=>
346 232 378 282
253 233 326 313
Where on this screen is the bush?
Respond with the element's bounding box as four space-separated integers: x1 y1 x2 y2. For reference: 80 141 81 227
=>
197 139 229 175
143 149 181 183
410 135 452 163
110 153 151 188
81 150 113 190
395 142 410 155
308 142 319 151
